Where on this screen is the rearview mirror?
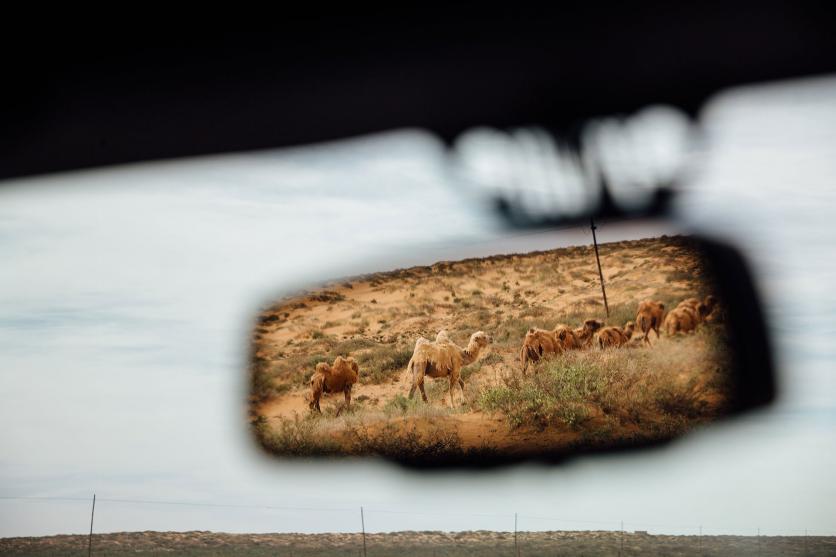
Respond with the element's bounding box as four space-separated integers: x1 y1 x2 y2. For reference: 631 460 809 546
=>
247 222 774 467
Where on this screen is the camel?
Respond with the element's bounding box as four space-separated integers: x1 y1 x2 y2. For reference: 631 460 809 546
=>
664 306 698 335
549 319 602 350
699 295 718 322
308 356 360 415
519 327 563 374
636 300 665 345
704 295 718 313
597 321 636 349
677 295 716 324
407 330 492 407
573 319 605 348
704 295 724 323
553 325 581 350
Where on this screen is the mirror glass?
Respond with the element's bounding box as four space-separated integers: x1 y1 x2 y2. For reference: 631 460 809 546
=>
248 224 758 466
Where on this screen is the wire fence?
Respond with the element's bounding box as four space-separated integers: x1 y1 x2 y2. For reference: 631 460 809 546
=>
1 494 835 556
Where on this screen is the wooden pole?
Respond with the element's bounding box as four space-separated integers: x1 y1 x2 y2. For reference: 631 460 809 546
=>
88 494 96 557
590 218 609 317
619 520 623 556
515 513 520 557
360 507 367 557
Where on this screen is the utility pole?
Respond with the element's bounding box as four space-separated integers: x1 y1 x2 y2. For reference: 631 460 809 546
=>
88 494 96 557
619 520 623 556
699 525 702 556
590 218 609 317
360 507 367 557
515 513 520 557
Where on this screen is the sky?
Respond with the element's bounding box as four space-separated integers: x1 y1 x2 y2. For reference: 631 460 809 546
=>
1 76 835 538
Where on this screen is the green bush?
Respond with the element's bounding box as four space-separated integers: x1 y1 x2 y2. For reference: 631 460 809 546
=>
259 415 341 456
356 344 413 384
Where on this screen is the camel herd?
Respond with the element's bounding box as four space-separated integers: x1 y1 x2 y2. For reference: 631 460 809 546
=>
307 294 720 413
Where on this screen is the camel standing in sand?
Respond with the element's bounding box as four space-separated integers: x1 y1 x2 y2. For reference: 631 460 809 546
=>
519 327 563 374
407 331 492 407
309 356 360 415
636 300 665 345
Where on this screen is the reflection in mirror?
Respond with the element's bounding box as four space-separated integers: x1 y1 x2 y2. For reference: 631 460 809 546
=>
248 229 763 467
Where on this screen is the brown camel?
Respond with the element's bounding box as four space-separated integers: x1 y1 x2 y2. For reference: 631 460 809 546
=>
664 306 698 335
573 319 605 348
308 356 360 415
519 327 564 374
553 325 582 350
407 331 492 407
636 300 665 345
597 321 636 349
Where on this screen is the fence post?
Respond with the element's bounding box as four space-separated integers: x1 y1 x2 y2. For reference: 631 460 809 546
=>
515 513 520 557
619 520 623 556
360 507 367 557
88 494 96 557
590 218 609 317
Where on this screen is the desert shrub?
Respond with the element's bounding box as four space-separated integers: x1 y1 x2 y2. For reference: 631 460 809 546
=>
479 330 728 437
605 302 636 328
349 318 370 334
653 376 707 418
258 415 341 456
479 366 556 429
518 305 552 319
569 269 589 281
251 365 279 402
383 393 416 416
382 391 456 418
460 362 483 382
333 338 377 354
356 344 413 384
666 268 695 282
343 421 464 461
308 290 345 303
492 316 544 348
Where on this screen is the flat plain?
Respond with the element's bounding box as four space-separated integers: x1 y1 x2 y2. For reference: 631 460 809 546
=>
3 530 835 556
